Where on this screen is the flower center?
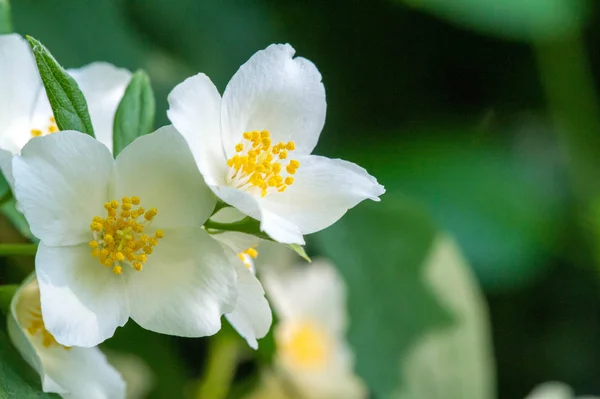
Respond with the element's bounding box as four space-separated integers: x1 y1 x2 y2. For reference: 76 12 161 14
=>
226 130 300 197
89 196 163 275
238 246 258 269
30 116 58 138
278 321 331 370
27 306 69 349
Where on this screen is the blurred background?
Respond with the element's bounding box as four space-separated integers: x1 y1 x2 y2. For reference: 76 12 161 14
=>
1 0 600 398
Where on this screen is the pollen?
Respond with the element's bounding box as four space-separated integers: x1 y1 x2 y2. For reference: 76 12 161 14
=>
30 116 59 138
238 246 258 269
27 307 70 350
89 197 164 275
226 130 300 197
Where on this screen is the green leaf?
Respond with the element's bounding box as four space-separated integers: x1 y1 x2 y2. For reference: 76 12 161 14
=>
314 196 454 398
0 329 58 398
394 236 496 399
403 0 589 41
1 198 36 242
0 0 11 34
285 244 311 263
112 70 156 156
26 36 94 136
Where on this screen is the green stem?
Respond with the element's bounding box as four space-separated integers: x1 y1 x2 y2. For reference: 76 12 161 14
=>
195 334 240 399
205 217 271 240
0 0 12 34
211 200 231 216
0 243 38 256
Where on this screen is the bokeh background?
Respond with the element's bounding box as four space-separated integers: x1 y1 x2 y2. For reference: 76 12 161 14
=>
1 0 600 398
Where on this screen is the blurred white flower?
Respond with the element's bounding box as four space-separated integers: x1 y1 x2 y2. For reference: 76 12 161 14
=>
12 127 236 347
210 207 272 350
105 350 155 399
167 43 384 245
0 33 131 187
8 275 126 399
263 259 366 399
525 382 599 399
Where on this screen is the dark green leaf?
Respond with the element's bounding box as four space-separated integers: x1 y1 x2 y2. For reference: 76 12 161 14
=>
313 196 454 398
112 70 155 156
0 328 58 398
1 198 36 242
0 0 11 34
26 36 94 136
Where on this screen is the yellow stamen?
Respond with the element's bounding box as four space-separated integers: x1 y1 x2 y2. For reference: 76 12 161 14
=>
278 321 330 370
89 197 163 275
226 130 300 197
27 307 70 350
30 116 59 138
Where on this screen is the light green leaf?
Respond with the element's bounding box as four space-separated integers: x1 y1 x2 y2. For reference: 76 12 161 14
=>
0 0 11 34
314 196 454 398
112 70 156 156
394 235 496 399
285 244 311 263
403 0 589 41
26 36 94 137
0 329 58 398
1 198 36 242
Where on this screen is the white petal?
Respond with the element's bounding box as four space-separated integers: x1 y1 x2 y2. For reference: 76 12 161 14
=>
225 262 272 349
126 227 237 337
167 73 228 185
261 155 384 236
113 125 216 229
211 231 260 254
0 148 14 190
262 259 346 334
0 34 41 154
12 131 113 246
211 185 304 244
525 382 574 399
68 62 133 151
221 43 326 157
36 242 129 347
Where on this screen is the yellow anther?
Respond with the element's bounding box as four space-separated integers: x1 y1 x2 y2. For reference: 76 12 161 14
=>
246 248 258 258
48 125 58 133
89 196 162 275
31 129 42 137
226 130 299 197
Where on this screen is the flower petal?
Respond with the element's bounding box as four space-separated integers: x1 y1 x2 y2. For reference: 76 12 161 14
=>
0 34 41 154
68 62 132 151
262 259 346 334
225 261 272 349
261 155 384 236
36 242 129 347
114 125 216 229
126 227 237 337
12 131 113 246
167 73 228 185
221 43 326 157
211 185 305 245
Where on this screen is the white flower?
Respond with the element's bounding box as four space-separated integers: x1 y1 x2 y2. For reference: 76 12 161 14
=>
262 259 366 399
525 382 599 399
0 33 131 187
12 127 237 347
8 275 126 399
167 43 385 245
210 207 272 350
